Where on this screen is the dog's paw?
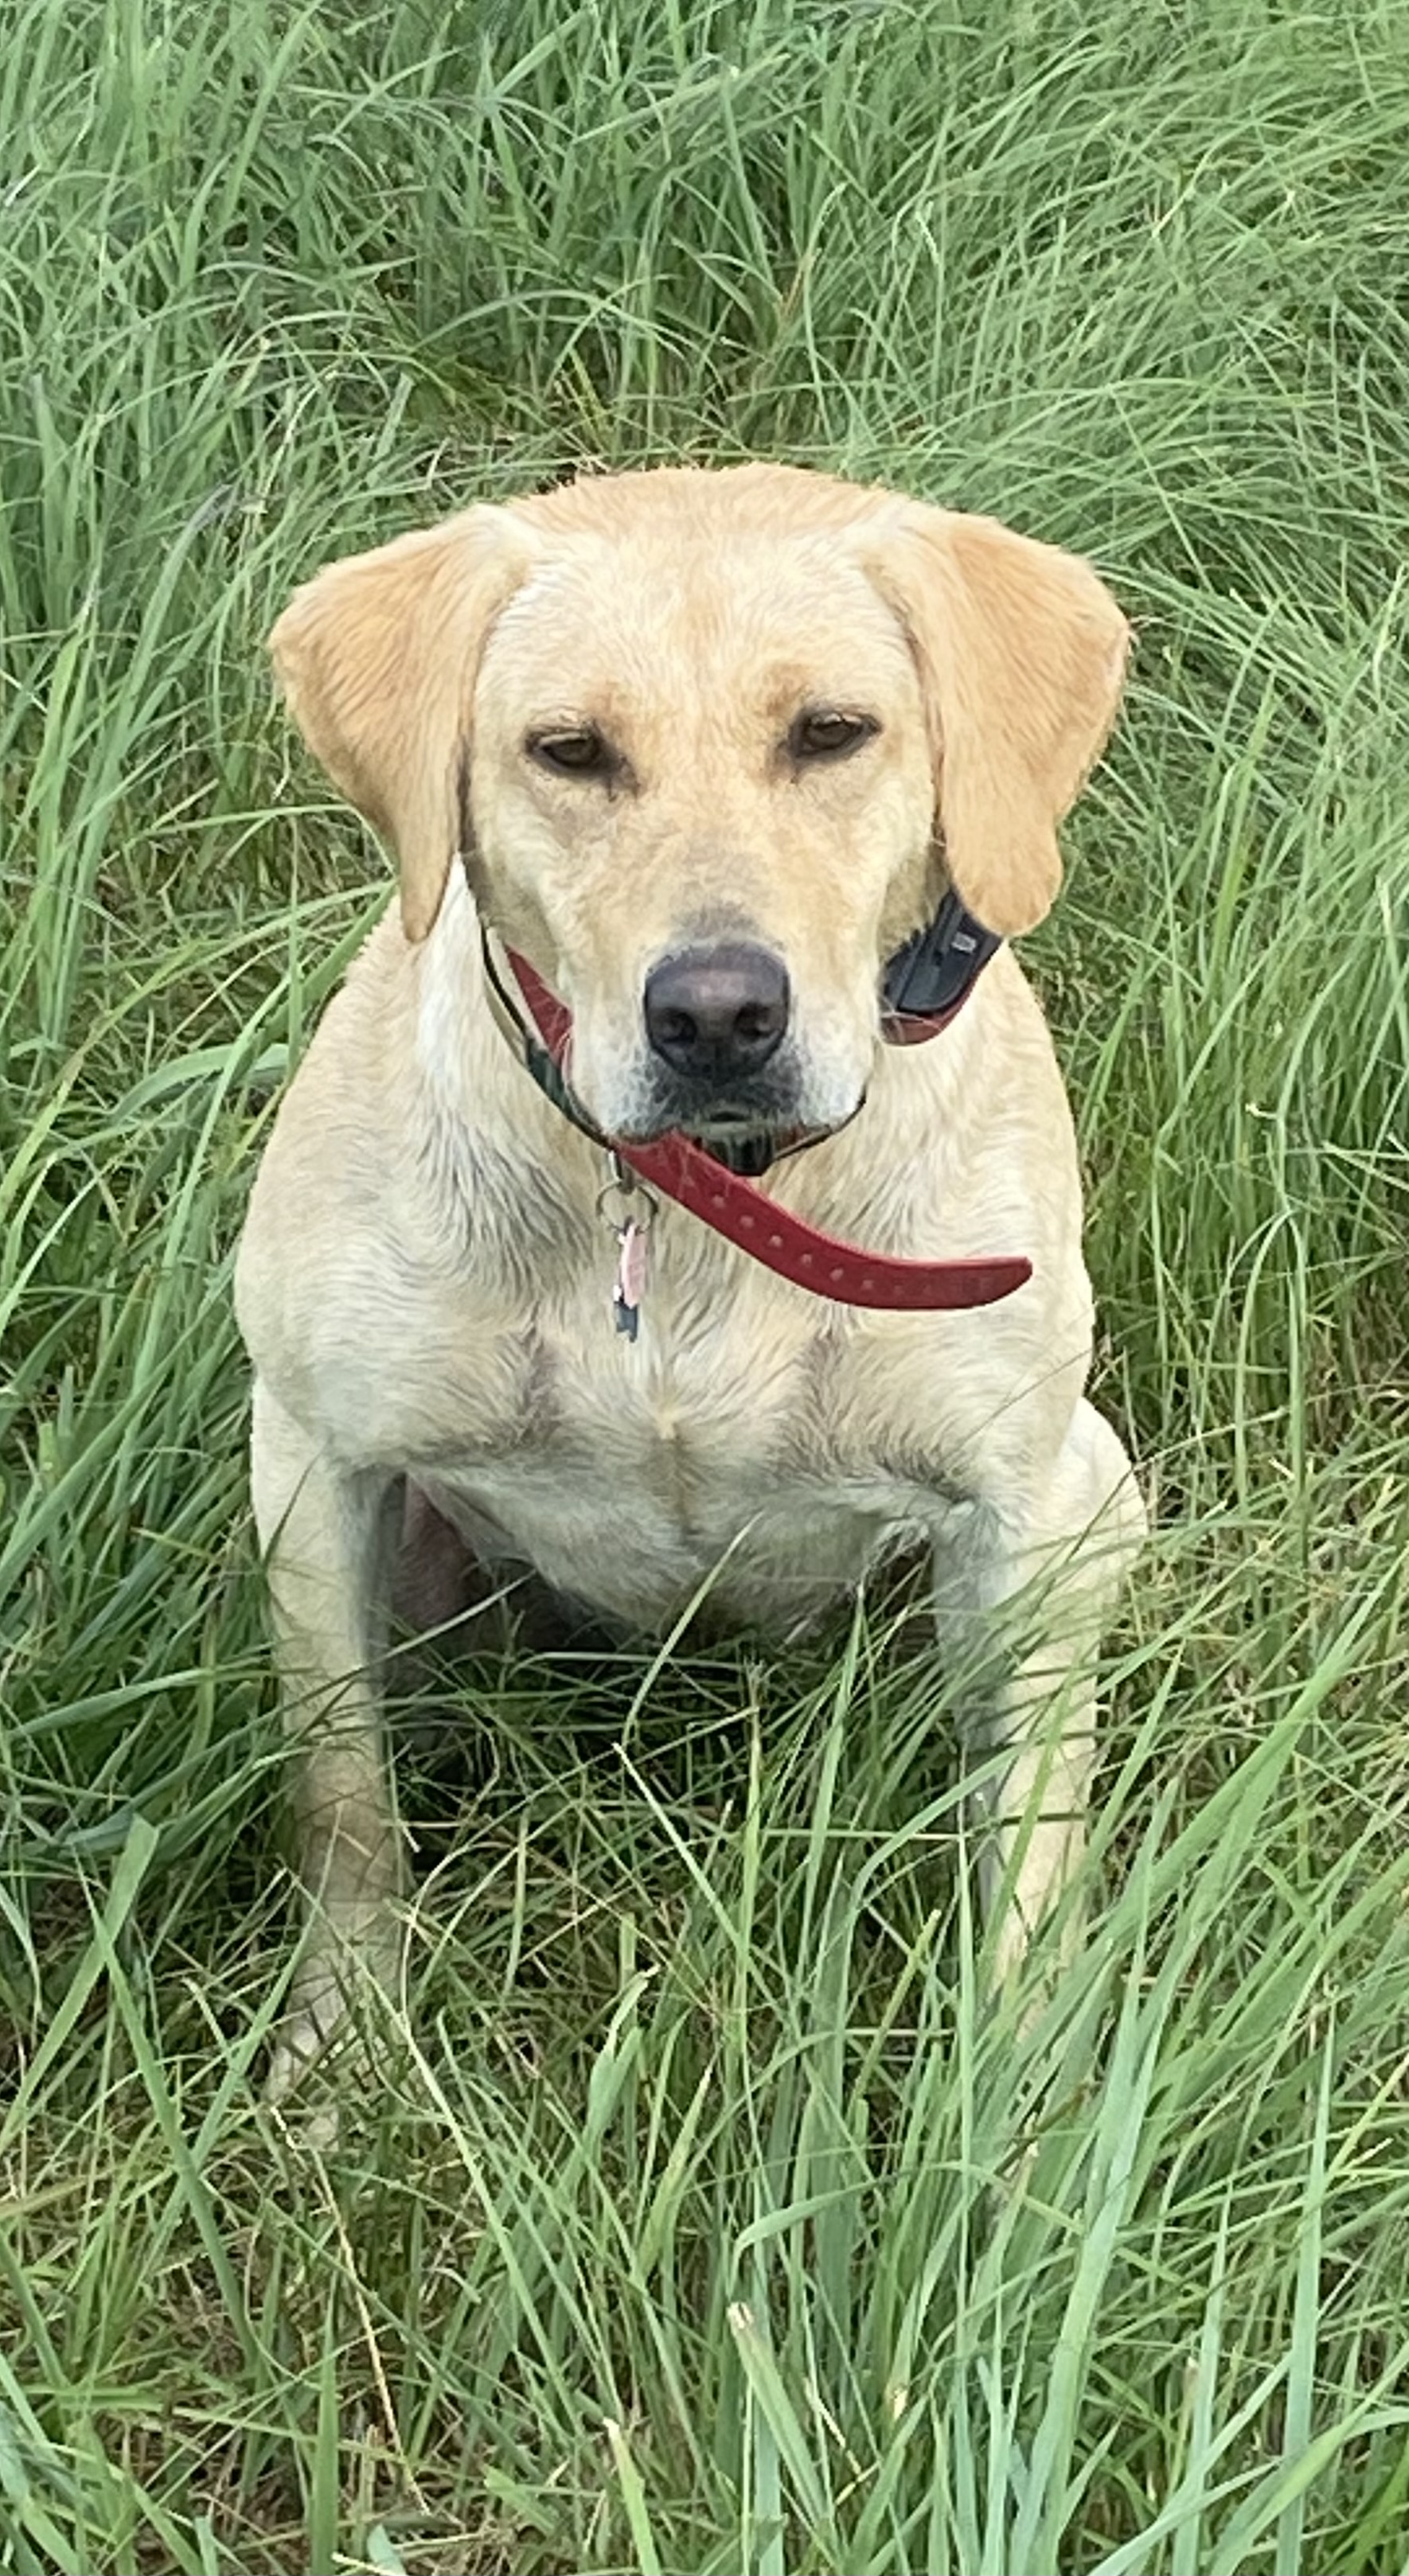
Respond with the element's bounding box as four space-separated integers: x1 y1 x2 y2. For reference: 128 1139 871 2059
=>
265 2009 336 2106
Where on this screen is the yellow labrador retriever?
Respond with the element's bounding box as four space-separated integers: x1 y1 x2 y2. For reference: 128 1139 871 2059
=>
236 463 1146 2093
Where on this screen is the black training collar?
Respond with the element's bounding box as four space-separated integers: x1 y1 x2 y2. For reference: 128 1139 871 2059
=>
882 888 1001 1022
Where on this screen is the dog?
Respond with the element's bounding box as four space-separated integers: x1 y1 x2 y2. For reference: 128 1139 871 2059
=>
236 462 1146 2095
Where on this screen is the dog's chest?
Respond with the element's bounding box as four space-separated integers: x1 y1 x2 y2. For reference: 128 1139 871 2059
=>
408 1288 966 1628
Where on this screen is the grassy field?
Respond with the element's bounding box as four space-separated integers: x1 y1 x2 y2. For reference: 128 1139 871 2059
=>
4 0 1409 2567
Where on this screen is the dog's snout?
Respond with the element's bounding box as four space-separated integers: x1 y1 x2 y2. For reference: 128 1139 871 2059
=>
643 942 790 1082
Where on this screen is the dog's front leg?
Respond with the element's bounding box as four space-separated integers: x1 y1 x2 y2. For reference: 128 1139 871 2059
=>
251 1379 404 2098
939 1397 1146 1980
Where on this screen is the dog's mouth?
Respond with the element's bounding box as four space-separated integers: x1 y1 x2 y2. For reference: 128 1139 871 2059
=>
613 1069 815 1150
683 1110 791 1142
602 1033 875 1161
613 1090 866 1171
615 1113 793 1152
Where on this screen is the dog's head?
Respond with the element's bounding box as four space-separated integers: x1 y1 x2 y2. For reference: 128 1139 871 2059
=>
270 465 1126 1144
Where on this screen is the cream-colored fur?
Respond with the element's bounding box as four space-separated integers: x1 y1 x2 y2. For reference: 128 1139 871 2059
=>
236 463 1146 2095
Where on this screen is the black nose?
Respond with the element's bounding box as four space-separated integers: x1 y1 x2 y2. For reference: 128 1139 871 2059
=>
643 942 790 1082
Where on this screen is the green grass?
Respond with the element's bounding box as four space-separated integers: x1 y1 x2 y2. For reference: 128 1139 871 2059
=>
4 0 1409 2566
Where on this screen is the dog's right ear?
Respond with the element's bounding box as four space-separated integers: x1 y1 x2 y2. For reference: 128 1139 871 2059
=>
269 507 533 941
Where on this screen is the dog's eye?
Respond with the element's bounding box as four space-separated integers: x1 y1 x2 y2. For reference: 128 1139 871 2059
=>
529 727 615 777
788 709 879 762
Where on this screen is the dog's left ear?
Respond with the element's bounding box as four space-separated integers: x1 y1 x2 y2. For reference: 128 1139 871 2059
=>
865 505 1129 936
269 505 534 941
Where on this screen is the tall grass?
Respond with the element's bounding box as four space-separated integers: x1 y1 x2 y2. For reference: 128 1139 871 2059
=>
2 1 1408 2567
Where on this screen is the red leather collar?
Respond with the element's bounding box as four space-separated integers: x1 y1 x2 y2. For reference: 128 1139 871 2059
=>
502 947 1032 1315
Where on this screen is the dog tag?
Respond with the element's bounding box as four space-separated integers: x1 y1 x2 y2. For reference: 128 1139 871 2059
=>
612 1217 649 1339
